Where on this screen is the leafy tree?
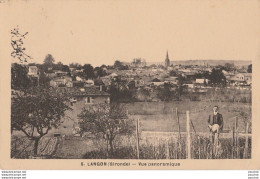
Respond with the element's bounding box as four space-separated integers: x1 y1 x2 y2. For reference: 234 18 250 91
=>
114 60 122 69
69 63 82 70
94 67 107 78
82 64 94 79
43 54 55 66
38 70 51 87
78 103 134 156
100 64 107 69
11 87 70 156
247 64 252 73
54 61 64 70
135 87 150 101
224 63 235 71
62 65 70 72
209 68 226 87
108 80 135 102
52 62 70 73
176 74 184 100
114 60 129 70
169 70 177 77
11 26 32 63
156 83 173 101
11 63 31 90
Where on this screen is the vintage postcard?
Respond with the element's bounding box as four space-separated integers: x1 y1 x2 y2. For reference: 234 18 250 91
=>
0 0 259 170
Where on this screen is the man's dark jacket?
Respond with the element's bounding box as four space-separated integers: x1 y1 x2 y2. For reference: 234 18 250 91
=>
208 113 224 131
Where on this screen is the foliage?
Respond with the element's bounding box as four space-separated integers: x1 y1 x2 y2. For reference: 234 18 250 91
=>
82 64 94 79
176 74 184 99
114 60 129 70
156 83 174 101
11 26 32 63
209 68 226 87
43 54 55 66
108 81 135 102
247 64 252 73
69 63 82 70
11 63 31 89
11 86 71 155
223 63 235 71
38 70 51 87
78 103 134 155
169 70 177 77
135 88 151 101
94 67 107 78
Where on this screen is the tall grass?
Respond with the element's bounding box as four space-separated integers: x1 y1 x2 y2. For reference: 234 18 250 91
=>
83 134 251 159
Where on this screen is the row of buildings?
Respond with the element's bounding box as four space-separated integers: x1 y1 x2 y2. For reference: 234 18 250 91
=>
25 52 252 105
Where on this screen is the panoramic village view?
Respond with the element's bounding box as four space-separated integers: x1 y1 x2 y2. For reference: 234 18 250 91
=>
11 27 252 159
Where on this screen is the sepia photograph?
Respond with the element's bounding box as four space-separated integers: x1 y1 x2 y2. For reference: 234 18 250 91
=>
1 0 260 170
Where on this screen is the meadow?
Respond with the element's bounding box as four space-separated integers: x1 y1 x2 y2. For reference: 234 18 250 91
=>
11 99 251 159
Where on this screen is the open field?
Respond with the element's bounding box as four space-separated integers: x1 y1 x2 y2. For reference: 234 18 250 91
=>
13 100 251 137
11 100 251 159
126 101 251 133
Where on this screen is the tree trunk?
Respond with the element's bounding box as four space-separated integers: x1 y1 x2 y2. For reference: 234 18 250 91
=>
109 139 114 156
33 138 40 156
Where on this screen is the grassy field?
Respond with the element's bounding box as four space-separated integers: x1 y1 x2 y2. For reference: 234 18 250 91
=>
126 101 251 133
11 100 251 159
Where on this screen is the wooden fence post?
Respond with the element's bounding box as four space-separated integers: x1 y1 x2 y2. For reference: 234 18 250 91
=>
136 118 140 159
165 138 170 159
176 108 181 140
235 117 239 158
186 111 191 159
175 108 181 159
232 126 235 159
243 122 249 159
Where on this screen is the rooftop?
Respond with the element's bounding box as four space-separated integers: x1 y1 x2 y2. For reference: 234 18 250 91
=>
58 87 110 96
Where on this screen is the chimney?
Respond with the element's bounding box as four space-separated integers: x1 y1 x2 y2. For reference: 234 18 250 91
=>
100 85 103 91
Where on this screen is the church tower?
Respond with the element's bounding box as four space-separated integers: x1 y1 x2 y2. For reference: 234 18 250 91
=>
165 51 170 67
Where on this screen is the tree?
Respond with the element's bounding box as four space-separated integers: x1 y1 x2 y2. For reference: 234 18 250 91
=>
38 70 51 87
78 103 134 156
43 54 55 66
247 64 252 73
11 87 70 156
224 63 235 71
169 70 177 77
62 65 70 73
114 60 122 69
156 83 173 101
114 60 129 70
11 26 32 63
135 87 150 101
54 61 63 70
209 68 226 87
69 63 82 70
176 74 184 100
11 63 31 90
94 67 107 78
82 64 94 79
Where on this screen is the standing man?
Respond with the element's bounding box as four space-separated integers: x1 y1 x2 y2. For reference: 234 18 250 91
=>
208 106 224 157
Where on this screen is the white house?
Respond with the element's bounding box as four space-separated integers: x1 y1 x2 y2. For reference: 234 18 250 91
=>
195 79 209 84
28 66 38 76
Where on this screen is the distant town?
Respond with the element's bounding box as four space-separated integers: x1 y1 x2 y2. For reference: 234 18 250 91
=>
12 51 252 104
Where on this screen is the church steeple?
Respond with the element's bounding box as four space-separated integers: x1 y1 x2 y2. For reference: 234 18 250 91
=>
165 50 170 67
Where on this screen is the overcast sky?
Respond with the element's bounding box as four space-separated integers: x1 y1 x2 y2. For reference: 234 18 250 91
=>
2 0 260 67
